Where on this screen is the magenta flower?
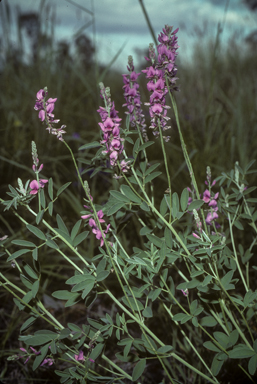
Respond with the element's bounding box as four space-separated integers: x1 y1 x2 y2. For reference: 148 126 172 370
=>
122 56 148 141
206 211 219 225
81 207 110 247
97 84 124 168
142 26 179 140
75 350 84 361
181 289 189 297
34 88 66 141
203 189 211 203
29 179 48 195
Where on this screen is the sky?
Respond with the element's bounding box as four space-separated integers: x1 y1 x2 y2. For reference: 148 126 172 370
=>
3 0 257 70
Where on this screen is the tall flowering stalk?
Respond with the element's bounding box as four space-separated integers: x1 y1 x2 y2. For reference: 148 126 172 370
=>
122 55 148 142
97 83 124 167
142 25 179 140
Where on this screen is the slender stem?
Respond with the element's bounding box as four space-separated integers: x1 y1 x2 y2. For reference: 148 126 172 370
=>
228 212 248 292
163 303 219 383
158 122 172 222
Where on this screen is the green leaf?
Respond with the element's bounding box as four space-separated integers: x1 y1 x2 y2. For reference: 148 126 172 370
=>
66 274 94 285
45 239 58 249
188 200 204 211
32 343 50 371
248 354 257 375
57 182 71 197
142 307 153 318
164 227 173 248
140 226 152 235
48 201 53 216
36 210 44 224
229 345 255 359
132 358 146 381
71 220 82 240
138 141 154 152
160 196 168 216
96 270 110 282
108 202 125 215
211 353 226 376
200 316 218 327
11 240 35 247
27 224 46 240
221 270 234 288
172 192 179 219
52 290 77 300
140 201 150 211
24 335 54 346
89 343 104 360
71 279 95 293
81 281 95 299
144 171 162 183
73 231 89 247
109 190 130 203
56 214 69 236
146 234 164 248
7 249 31 261
31 280 39 298
180 188 189 211
20 316 37 333
79 141 101 150
157 345 173 354
120 185 141 203
32 248 38 261
145 163 160 176
203 341 221 352
48 178 53 200
24 264 38 279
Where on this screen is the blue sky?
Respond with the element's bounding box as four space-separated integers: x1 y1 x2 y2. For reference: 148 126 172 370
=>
5 0 257 69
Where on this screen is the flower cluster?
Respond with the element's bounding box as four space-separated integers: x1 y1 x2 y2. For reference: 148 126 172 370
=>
142 25 179 140
29 179 48 195
122 56 148 141
156 25 179 90
97 83 124 167
17 347 54 367
203 188 219 226
34 88 66 141
81 200 110 247
74 350 95 363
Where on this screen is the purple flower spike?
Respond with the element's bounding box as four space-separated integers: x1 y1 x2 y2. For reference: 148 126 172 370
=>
97 83 124 168
142 25 179 140
34 87 66 141
122 55 148 141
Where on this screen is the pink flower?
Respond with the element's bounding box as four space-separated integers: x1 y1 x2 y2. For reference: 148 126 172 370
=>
75 350 84 361
29 179 48 195
181 289 189 297
203 189 211 203
206 211 219 225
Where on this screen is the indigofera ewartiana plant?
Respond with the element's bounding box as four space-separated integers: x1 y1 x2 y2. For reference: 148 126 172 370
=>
1 24 257 384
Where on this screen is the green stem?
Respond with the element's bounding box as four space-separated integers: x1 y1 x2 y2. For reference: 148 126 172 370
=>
163 303 219 383
158 122 172 222
228 212 248 292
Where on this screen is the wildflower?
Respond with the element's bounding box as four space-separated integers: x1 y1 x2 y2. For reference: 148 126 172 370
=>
97 83 124 167
181 289 189 297
122 55 148 141
29 179 48 195
81 206 110 247
142 25 179 140
34 87 66 141
75 350 84 361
